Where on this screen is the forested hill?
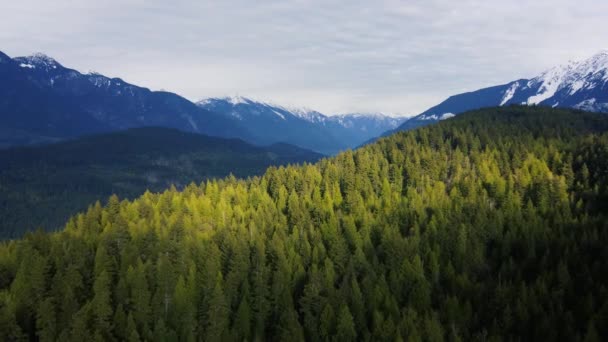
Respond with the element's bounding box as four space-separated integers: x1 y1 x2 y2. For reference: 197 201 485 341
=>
2 106 608 341
0 127 323 239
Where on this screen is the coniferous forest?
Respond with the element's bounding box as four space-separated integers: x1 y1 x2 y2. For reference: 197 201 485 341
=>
0 127 322 239
1 106 608 341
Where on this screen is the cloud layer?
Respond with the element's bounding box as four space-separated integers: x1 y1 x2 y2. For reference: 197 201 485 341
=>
1 0 607 115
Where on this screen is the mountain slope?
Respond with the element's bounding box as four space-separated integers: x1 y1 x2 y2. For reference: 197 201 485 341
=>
197 96 344 154
323 113 406 147
1 106 608 340
0 127 322 238
387 50 608 135
197 96 405 154
0 51 250 147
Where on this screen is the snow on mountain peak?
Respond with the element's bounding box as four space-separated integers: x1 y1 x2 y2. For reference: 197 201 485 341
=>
334 112 393 119
282 106 327 123
197 95 254 106
197 96 303 121
23 53 60 67
525 51 608 105
526 65 571 105
500 82 520 106
197 96 411 127
226 95 251 105
13 53 62 72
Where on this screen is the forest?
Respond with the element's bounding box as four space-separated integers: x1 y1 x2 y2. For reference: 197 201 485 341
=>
0 127 321 239
0 106 607 341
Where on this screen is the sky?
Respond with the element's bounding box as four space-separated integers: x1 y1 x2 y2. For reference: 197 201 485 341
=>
1 0 607 116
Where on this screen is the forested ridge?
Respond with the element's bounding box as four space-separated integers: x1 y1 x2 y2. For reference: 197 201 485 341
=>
1 106 608 341
0 127 322 239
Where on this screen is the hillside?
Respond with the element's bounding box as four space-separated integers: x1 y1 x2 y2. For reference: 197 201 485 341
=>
0 127 322 238
1 106 608 341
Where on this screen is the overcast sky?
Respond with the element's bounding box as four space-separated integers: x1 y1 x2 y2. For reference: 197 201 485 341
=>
1 0 607 116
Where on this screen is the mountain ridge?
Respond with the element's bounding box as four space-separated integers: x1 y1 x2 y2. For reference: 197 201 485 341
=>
197 96 406 154
0 51 406 154
0 51 251 148
0 126 322 238
384 50 608 136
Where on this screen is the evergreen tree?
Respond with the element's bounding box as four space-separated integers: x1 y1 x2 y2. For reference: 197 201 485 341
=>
336 304 357 341
91 270 113 338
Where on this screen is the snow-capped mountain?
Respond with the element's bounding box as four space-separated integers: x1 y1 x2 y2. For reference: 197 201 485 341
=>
0 51 250 148
323 113 405 149
0 50 404 154
520 50 608 109
197 96 342 154
328 112 404 129
197 96 407 154
390 50 608 134
13 53 62 73
286 106 328 124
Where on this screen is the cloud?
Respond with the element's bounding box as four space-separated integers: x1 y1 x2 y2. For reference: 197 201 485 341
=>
1 0 607 115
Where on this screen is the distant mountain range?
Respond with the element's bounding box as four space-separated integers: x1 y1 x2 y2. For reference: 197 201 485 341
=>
197 96 405 154
0 51 405 154
386 50 608 135
4 49 606 153
0 51 250 147
0 126 322 238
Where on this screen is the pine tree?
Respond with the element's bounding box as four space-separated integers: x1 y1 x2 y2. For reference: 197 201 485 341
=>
336 304 357 341
36 297 56 342
203 272 229 341
70 304 91 342
127 262 151 331
233 289 252 341
127 313 141 342
319 304 335 340
113 304 128 340
91 270 113 337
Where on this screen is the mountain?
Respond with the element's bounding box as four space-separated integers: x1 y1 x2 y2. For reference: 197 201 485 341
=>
324 112 406 148
196 96 344 154
0 50 406 153
0 51 250 148
197 96 406 154
2 106 608 340
0 127 322 238
387 50 608 134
